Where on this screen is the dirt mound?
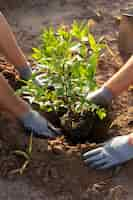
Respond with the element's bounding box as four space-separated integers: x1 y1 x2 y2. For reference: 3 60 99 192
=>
0 0 132 199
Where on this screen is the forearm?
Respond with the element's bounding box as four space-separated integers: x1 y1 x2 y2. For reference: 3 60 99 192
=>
104 55 133 97
0 12 28 67
0 74 30 117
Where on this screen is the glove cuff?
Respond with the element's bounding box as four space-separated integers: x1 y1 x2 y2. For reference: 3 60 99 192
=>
17 65 32 81
100 86 113 105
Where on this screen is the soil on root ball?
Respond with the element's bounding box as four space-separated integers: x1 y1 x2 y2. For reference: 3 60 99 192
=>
40 108 112 145
64 111 112 144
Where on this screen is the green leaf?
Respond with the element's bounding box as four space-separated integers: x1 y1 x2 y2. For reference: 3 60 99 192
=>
96 108 107 120
88 33 97 51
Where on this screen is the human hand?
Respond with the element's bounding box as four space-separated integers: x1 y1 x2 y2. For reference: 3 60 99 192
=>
19 109 61 139
86 87 113 107
83 134 133 169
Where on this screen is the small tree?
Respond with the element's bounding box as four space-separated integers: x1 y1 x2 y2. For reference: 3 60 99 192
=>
17 21 106 132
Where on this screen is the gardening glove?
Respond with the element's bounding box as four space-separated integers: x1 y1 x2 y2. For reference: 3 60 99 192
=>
19 109 61 139
86 86 113 107
17 65 32 81
83 134 133 169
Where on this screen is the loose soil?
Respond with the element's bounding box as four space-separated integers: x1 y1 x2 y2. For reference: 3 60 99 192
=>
0 0 133 199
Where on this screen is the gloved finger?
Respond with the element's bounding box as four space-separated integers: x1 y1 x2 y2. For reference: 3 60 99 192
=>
86 91 97 100
83 147 103 160
89 158 108 168
25 120 59 139
84 152 104 164
26 127 55 139
47 122 62 136
96 162 114 170
45 128 57 138
30 125 59 139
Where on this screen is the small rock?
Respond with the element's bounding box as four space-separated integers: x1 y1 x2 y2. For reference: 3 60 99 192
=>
107 185 128 200
52 145 64 155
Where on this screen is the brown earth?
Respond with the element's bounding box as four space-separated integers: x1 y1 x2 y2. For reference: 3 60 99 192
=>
0 0 132 199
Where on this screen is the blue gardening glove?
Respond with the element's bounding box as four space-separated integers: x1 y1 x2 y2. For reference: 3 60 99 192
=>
83 135 133 169
19 109 61 139
17 65 32 81
87 86 113 107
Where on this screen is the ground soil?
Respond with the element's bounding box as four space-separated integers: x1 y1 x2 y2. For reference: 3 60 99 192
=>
0 0 133 199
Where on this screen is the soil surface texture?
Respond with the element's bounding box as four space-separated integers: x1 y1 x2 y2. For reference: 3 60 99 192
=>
0 0 133 199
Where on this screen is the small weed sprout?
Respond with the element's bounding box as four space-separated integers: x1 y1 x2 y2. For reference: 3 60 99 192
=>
11 133 33 175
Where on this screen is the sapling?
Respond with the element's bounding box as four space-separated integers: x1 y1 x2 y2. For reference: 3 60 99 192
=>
17 21 106 133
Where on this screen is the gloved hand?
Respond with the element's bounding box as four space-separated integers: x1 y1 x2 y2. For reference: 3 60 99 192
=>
18 65 32 81
86 86 113 107
83 134 133 169
19 109 61 139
